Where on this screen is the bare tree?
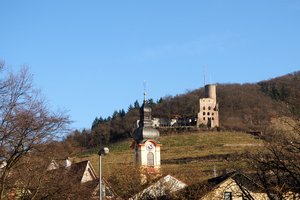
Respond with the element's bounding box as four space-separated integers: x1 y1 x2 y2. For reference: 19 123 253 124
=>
247 119 300 199
0 66 70 199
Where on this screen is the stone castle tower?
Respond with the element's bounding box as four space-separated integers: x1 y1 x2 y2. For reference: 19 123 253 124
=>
197 84 219 128
132 93 161 173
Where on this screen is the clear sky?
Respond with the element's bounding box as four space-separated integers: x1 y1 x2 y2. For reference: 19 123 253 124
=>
1 1 299 130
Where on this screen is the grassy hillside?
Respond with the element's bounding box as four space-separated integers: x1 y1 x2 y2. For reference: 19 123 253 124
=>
74 131 263 184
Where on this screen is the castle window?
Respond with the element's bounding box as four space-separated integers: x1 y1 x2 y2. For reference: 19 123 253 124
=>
212 112 214 116
207 112 210 115
203 112 206 115
203 106 205 110
212 117 214 120
208 106 211 110
203 117 205 120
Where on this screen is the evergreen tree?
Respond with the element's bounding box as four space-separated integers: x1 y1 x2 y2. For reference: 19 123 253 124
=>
128 104 134 112
134 100 140 109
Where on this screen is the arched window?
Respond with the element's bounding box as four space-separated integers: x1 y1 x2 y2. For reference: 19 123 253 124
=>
203 106 205 110
208 106 211 110
203 112 206 115
147 152 154 166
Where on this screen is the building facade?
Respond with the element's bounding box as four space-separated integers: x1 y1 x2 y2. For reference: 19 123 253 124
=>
197 84 219 128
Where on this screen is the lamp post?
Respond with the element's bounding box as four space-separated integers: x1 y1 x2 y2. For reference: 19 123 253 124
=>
98 147 109 200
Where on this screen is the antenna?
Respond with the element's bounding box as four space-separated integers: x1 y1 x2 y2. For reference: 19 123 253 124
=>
143 80 147 102
203 66 206 87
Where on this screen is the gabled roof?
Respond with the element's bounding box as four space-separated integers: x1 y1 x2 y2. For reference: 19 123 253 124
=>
47 157 71 170
91 178 120 200
180 171 265 199
68 160 97 183
48 160 97 184
130 175 187 200
207 171 264 193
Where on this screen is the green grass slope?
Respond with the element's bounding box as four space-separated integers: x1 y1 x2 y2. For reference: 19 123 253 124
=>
75 131 263 184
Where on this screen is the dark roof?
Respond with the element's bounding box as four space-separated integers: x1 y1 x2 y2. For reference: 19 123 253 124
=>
51 160 94 184
132 126 160 142
207 171 264 193
69 160 89 182
207 171 236 185
180 171 265 199
132 99 160 142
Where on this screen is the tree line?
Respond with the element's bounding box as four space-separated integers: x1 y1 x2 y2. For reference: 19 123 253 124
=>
67 71 300 148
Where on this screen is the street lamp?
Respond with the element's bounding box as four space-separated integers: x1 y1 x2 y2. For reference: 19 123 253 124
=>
98 147 109 200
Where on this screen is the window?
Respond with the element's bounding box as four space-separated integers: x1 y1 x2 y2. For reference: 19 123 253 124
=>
207 112 210 115
224 192 232 200
203 117 205 120
203 106 205 110
203 112 206 115
212 117 214 120
212 112 214 116
208 106 211 110
147 152 154 166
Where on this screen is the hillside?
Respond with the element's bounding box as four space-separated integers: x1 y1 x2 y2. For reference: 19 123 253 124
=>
67 71 300 148
74 131 263 188
153 71 300 131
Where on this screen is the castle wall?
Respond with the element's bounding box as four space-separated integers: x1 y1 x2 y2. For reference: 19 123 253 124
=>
197 84 219 128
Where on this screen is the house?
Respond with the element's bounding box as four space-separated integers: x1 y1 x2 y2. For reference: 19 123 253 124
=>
47 157 72 171
199 172 269 200
130 175 187 200
48 159 119 199
47 159 97 184
91 178 119 200
68 160 98 183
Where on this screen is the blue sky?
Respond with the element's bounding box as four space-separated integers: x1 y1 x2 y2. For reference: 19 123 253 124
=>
1 1 299 130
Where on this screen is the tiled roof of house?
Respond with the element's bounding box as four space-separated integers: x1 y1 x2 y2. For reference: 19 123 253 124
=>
68 160 90 182
207 171 264 193
180 171 265 199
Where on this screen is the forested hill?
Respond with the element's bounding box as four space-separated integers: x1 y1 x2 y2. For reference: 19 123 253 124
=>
67 71 300 148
